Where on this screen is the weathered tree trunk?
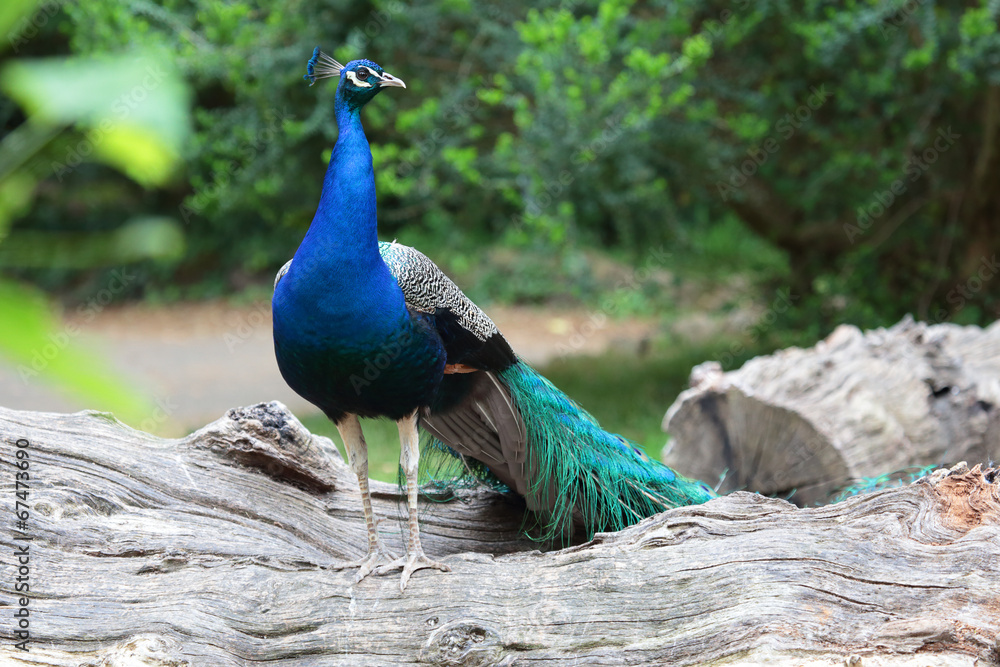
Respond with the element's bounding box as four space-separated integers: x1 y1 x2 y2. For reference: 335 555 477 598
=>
1 401 998 666
664 316 1000 505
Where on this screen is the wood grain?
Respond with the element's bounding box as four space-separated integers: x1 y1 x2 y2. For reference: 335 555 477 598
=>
0 402 997 666
664 317 1000 505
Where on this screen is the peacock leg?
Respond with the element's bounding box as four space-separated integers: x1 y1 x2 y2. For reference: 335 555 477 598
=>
377 410 451 591
333 414 396 581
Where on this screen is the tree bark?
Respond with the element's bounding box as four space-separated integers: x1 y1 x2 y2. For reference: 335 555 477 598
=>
1 401 998 666
664 316 1000 506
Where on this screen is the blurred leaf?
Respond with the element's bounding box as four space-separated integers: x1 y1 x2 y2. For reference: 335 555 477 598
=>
112 217 185 262
0 54 190 185
0 9 193 433
92 125 179 187
0 0 41 45
0 172 35 238
0 279 154 427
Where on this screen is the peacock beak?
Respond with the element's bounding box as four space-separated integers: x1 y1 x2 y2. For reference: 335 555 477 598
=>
378 71 406 88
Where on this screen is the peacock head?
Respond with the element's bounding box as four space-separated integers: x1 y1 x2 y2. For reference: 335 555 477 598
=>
304 47 405 110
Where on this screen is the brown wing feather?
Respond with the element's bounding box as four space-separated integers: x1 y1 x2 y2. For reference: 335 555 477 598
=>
420 371 531 500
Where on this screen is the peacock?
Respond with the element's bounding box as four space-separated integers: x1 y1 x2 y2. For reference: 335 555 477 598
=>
271 48 716 591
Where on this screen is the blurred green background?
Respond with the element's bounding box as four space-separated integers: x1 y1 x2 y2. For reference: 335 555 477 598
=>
1 0 998 480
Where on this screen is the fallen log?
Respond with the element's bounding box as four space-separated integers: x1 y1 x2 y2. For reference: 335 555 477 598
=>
663 316 1000 505
0 402 998 666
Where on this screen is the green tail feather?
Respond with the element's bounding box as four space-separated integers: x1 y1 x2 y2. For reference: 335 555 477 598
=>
498 362 716 542
829 464 938 503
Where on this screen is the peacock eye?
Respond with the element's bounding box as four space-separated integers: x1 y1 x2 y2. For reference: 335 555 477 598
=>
355 66 370 80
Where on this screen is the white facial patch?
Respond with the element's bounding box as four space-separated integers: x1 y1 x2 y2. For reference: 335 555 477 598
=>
345 70 373 88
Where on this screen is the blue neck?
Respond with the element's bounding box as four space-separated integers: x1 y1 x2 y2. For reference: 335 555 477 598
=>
281 93 405 331
307 104 377 261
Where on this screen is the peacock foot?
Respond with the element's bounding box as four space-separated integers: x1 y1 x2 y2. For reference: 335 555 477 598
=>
332 544 399 584
377 550 452 592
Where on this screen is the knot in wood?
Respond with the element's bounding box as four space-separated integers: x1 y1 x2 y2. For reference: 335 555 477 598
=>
931 464 1000 534
226 401 300 443
83 633 189 666
422 620 505 667
203 401 339 491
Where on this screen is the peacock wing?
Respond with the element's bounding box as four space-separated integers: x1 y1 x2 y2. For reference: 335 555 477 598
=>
378 241 515 370
418 371 531 497
377 243 541 505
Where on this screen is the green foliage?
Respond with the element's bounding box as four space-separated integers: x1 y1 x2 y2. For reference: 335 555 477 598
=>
0 2 193 427
0 217 183 267
0 0 43 39
6 0 1000 331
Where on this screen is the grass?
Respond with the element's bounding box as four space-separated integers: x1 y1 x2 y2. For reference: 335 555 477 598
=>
299 337 773 484
539 346 712 453
298 414 403 482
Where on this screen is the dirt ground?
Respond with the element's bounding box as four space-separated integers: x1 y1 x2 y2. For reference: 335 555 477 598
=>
0 300 665 435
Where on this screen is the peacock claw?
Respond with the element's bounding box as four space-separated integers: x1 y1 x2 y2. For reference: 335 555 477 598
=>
333 545 399 583
376 551 451 591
